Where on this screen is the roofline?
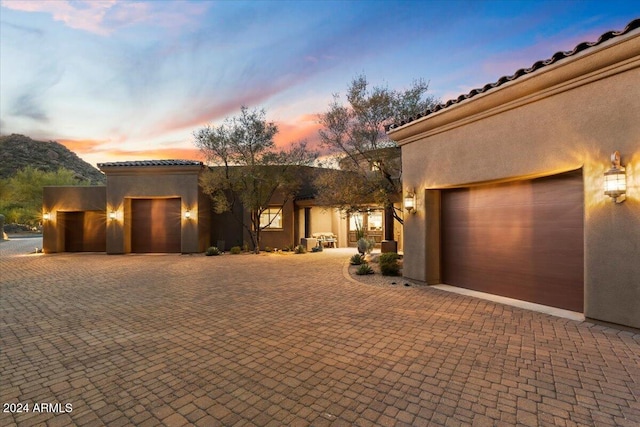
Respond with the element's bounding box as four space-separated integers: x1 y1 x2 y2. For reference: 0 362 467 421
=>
387 18 640 140
98 160 204 173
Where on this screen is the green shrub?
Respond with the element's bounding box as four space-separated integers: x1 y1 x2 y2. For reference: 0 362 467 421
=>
294 244 306 254
230 246 242 254
205 246 221 256
379 252 401 276
379 252 400 262
355 263 374 275
357 237 374 255
311 245 323 253
264 246 273 253
350 253 364 265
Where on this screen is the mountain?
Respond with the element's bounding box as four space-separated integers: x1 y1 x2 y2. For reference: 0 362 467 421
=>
0 134 105 184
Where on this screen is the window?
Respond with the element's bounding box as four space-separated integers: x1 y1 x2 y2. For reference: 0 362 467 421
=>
349 213 363 231
260 207 283 229
368 211 383 231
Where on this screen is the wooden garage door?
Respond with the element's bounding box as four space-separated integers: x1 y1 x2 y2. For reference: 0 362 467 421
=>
63 211 106 252
441 170 584 312
131 198 181 253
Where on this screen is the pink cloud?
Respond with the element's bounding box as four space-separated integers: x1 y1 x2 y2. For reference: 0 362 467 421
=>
0 0 208 36
150 82 315 139
274 114 323 151
58 138 110 153
2 0 119 36
104 147 205 162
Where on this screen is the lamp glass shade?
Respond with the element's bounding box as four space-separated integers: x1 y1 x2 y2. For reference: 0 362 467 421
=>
404 193 415 210
604 168 626 197
43 212 51 221
184 210 191 219
109 211 117 220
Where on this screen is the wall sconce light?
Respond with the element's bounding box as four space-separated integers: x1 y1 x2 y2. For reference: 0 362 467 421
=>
404 190 416 213
604 151 626 204
184 210 192 220
43 212 51 221
109 211 117 221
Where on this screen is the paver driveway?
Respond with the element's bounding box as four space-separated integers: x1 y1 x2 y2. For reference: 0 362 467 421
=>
1 238 639 427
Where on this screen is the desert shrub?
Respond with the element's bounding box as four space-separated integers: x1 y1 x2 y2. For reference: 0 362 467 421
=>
230 246 242 254
350 253 364 265
294 244 306 254
355 263 374 275
379 252 401 276
311 245 323 253
357 237 374 255
264 246 273 253
205 246 221 256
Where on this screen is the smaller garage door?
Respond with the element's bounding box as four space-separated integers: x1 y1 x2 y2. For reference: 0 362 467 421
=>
441 171 584 312
62 211 106 252
131 198 181 253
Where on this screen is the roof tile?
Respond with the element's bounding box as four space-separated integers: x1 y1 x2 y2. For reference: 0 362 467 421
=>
387 18 640 131
97 159 203 168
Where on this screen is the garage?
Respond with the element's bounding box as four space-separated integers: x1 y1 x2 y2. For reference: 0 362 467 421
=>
60 211 107 252
441 170 584 312
131 198 181 253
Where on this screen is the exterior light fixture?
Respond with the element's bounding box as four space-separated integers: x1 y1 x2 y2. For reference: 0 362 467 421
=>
43 212 51 221
404 190 416 213
109 211 117 221
604 151 626 204
184 210 192 220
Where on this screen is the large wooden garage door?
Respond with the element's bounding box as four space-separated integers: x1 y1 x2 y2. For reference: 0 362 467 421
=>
441 170 584 312
131 198 181 253
63 211 106 252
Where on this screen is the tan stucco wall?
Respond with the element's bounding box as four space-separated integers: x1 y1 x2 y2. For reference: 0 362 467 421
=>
102 165 204 254
333 210 347 248
390 30 640 328
42 186 107 253
303 206 349 248
309 207 334 236
293 205 351 248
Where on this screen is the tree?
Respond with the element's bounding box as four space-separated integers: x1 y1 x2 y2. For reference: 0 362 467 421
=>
0 166 89 226
194 106 318 253
316 74 438 241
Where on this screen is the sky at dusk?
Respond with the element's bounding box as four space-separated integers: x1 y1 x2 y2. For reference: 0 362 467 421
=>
1 0 638 167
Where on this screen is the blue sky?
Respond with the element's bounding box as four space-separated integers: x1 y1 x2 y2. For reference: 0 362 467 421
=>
1 0 638 166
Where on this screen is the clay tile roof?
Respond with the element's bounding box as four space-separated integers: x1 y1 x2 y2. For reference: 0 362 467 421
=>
97 159 203 168
386 18 640 132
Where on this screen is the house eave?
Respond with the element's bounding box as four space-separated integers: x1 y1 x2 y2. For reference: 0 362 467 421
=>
388 27 640 146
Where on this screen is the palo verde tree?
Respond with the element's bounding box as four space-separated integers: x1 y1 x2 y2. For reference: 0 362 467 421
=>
194 106 317 253
316 74 438 241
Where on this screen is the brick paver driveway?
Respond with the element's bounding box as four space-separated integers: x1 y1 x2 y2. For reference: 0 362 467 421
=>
1 238 639 426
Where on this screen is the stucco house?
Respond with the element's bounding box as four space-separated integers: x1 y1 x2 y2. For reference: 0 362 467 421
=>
42 161 356 254
43 160 209 254
42 148 407 254
387 19 640 328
